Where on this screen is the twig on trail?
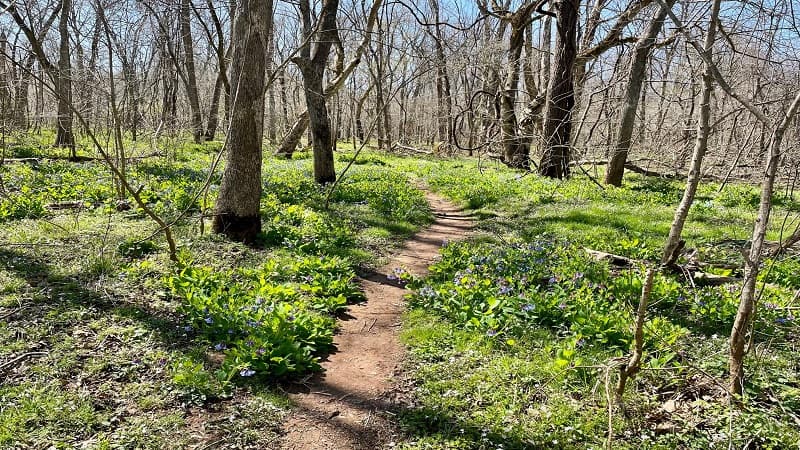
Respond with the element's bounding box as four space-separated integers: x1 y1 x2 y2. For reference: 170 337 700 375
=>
0 307 26 320
0 351 47 372
367 318 378 333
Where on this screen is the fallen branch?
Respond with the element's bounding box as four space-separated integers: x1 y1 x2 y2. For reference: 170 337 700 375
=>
0 351 47 373
46 201 86 210
584 248 637 267
583 248 743 285
391 142 432 155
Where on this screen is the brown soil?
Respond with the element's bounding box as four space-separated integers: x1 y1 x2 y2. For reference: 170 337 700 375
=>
277 192 474 449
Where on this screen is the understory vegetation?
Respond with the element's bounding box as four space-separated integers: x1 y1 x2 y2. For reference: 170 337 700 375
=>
397 158 800 449
1 137 798 448
0 136 431 447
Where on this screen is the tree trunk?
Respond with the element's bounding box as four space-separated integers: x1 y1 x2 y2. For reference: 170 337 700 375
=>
539 0 579 179
499 10 530 168
428 0 452 147
729 91 800 396
660 0 719 266
605 0 673 186
294 0 339 183
0 32 12 127
54 0 75 155
213 0 271 242
205 70 223 140
180 0 205 144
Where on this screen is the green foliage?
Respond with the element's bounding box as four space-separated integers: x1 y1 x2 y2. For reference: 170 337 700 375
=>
118 239 160 258
330 170 430 222
0 188 46 221
717 183 760 208
261 194 356 253
166 255 362 378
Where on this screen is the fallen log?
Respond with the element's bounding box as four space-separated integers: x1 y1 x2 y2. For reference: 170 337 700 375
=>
46 201 86 210
583 247 744 286
584 248 637 267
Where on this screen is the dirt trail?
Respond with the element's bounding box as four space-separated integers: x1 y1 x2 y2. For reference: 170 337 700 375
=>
278 192 474 449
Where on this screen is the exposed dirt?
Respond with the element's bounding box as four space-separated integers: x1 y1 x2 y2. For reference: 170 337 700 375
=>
278 192 474 449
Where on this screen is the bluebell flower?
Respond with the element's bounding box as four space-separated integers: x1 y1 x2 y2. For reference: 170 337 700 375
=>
486 329 497 337
677 295 686 302
776 317 788 325
558 302 567 310
573 272 584 281
287 314 296 322
240 368 256 377
183 325 193 332
419 286 437 298
548 276 557 285
697 300 707 307
246 340 255 347
214 343 227 351
764 302 777 310
204 316 214 324
521 303 535 312
255 297 265 305
499 284 513 295
256 348 266 356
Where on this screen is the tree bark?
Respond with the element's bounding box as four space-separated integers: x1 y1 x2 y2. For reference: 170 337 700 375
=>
213 0 272 242
54 0 75 154
295 0 339 184
428 0 453 147
660 0 719 267
539 0 578 179
605 0 674 186
729 91 800 396
180 0 205 144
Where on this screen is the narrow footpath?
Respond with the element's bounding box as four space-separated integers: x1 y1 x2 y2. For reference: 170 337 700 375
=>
278 192 474 449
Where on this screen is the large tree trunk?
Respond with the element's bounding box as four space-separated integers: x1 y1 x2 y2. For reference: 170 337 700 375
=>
605 0 673 186
180 0 205 144
539 0 578 179
729 91 800 396
54 0 75 155
213 0 271 242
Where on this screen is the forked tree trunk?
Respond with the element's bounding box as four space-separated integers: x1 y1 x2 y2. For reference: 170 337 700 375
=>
213 0 271 242
539 0 578 179
605 0 673 186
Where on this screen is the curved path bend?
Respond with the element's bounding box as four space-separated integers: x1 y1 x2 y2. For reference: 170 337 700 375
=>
279 192 474 449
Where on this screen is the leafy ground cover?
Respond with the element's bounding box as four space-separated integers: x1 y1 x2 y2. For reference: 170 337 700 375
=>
0 138 431 447
390 156 800 448
2 138 798 448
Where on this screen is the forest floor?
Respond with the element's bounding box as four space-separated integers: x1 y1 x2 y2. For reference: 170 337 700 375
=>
1 136 799 449
279 192 474 449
